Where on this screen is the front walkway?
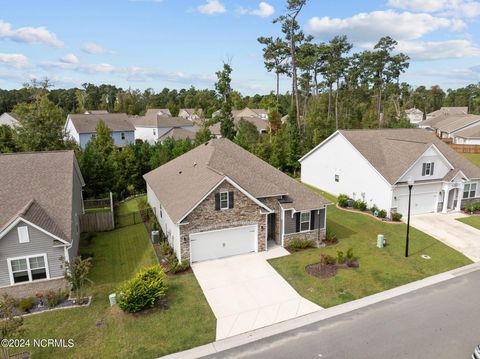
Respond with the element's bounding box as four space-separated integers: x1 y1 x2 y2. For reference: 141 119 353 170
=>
192 246 322 340
410 213 480 262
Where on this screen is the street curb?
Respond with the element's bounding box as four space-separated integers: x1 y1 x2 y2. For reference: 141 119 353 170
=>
159 262 480 359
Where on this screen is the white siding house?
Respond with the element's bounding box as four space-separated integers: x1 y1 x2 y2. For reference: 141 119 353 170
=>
0 113 19 128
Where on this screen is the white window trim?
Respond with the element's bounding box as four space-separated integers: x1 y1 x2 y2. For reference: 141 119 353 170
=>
464 183 478 199
17 226 30 243
423 162 434 176
299 211 311 233
7 253 50 286
220 191 229 210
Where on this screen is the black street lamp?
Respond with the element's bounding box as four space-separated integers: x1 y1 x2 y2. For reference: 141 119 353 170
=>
405 177 414 258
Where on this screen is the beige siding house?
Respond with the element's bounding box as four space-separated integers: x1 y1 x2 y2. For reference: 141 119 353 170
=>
144 138 329 263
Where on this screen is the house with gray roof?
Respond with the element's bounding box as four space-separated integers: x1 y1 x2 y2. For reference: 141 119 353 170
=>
0 151 84 297
178 108 203 121
144 138 329 263
452 126 480 145
419 111 480 139
0 112 20 128
405 108 423 125
65 112 135 149
133 108 197 144
300 129 480 217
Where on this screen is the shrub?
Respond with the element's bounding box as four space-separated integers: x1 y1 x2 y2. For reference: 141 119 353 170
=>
392 213 403 222
160 241 173 256
370 205 379 214
137 196 148 211
338 194 349 208
336 251 346 264
150 219 158 231
18 297 34 313
323 254 336 265
357 201 367 211
378 210 387 219
465 203 480 212
288 238 316 251
346 248 359 267
171 260 190 274
118 265 168 313
346 248 355 261
45 289 68 308
325 230 338 245
352 200 359 209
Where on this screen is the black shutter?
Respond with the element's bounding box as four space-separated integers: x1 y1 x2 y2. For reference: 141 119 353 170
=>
228 191 234 208
310 210 317 229
430 162 435 176
422 163 426 176
214 193 220 210
295 213 300 232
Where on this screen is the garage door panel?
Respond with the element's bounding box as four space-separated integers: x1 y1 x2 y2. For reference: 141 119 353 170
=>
190 225 257 263
397 192 438 216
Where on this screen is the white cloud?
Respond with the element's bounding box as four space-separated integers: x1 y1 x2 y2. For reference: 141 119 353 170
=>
306 10 464 43
251 2 275 17
40 60 116 74
197 0 226 15
60 53 79 64
388 0 480 18
397 40 480 60
81 42 107 55
0 53 29 68
0 20 63 47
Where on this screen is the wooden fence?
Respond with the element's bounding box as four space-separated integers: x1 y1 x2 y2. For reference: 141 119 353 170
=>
80 211 115 232
449 144 480 154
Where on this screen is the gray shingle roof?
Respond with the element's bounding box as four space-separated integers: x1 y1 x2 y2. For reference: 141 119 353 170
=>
134 112 194 128
210 116 268 134
421 114 480 133
158 127 198 141
144 139 329 223
68 113 135 133
0 151 83 242
336 129 480 184
454 126 480 139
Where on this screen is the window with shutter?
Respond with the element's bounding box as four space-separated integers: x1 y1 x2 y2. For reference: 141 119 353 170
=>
219 191 229 209
228 191 234 208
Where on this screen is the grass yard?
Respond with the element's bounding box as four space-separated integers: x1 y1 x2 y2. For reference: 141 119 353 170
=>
269 189 471 308
16 218 215 358
463 153 480 168
457 216 480 230
115 195 147 216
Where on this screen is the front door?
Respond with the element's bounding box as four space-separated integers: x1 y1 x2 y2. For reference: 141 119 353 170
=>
267 213 276 242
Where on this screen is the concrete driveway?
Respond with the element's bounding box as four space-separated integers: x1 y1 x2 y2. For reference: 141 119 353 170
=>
410 213 480 262
192 246 322 340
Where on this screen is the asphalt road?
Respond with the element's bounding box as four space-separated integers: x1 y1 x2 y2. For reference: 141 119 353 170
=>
204 270 480 359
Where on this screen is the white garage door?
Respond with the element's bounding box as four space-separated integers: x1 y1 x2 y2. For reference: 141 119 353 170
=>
397 192 438 216
190 225 257 263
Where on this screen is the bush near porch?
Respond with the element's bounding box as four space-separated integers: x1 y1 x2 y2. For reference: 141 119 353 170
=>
268 188 472 308
13 198 215 358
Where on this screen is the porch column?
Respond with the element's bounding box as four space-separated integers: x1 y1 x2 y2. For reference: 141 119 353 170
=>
442 184 449 213
455 183 464 212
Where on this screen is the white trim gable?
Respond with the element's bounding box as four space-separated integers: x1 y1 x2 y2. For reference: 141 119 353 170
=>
0 217 70 245
299 131 339 162
176 176 273 224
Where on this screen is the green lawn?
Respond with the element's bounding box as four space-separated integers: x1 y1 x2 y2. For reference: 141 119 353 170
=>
17 221 215 358
463 153 480 168
116 195 147 216
457 216 480 230
269 189 472 308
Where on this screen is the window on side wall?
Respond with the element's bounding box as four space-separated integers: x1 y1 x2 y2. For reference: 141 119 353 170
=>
220 192 229 209
300 212 310 232
335 174 339 182
464 183 477 199
121 132 125 140
422 162 435 176
9 255 48 284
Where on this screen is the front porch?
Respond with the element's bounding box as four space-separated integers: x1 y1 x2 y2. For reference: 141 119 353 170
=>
438 182 463 214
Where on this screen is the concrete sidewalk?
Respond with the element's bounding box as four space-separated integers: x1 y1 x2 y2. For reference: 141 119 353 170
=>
159 262 480 359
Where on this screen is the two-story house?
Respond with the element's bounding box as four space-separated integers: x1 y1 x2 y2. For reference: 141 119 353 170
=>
65 113 135 149
300 129 480 216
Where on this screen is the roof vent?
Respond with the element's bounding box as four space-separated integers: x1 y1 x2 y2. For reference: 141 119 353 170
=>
178 171 182 175
193 162 197 167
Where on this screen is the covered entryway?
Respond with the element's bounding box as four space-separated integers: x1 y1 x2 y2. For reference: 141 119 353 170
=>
190 224 257 263
396 192 438 216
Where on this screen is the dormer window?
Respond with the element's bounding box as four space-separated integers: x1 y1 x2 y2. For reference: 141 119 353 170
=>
422 162 435 176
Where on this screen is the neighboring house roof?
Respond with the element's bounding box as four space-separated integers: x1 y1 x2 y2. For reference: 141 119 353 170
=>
405 108 423 115
427 107 468 119
180 108 203 117
0 151 84 242
210 116 268 134
145 108 171 117
420 114 480 133
0 112 20 126
85 110 109 115
6 112 19 120
453 126 480 139
301 129 480 185
144 138 329 223
158 127 197 141
134 113 194 128
68 113 135 134
235 108 268 118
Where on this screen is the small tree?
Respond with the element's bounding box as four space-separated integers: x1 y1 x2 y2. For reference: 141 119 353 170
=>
61 256 93 304
0 294 24 359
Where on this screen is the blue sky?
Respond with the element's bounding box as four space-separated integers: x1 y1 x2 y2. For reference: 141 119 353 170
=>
1 0 480 94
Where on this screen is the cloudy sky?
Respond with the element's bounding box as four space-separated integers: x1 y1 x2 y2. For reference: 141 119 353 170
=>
1 0 480 94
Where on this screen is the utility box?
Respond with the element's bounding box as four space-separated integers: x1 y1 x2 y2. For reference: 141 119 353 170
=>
109 293 117 306
377 234 385 248
151 230 159 244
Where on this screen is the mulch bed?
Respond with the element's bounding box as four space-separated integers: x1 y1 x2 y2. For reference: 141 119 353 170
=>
15 297 92 317
306 262 359 279
336 204 403 224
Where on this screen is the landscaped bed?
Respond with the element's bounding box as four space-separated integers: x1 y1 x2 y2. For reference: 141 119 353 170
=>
13 201 215 358
269 188 472 308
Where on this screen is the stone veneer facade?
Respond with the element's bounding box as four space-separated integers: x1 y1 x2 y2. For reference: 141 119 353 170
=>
179 181 268 262
0 278 68 299
283 228 326 248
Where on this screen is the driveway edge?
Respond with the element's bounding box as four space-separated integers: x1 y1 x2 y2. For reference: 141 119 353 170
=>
159 262 480 359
